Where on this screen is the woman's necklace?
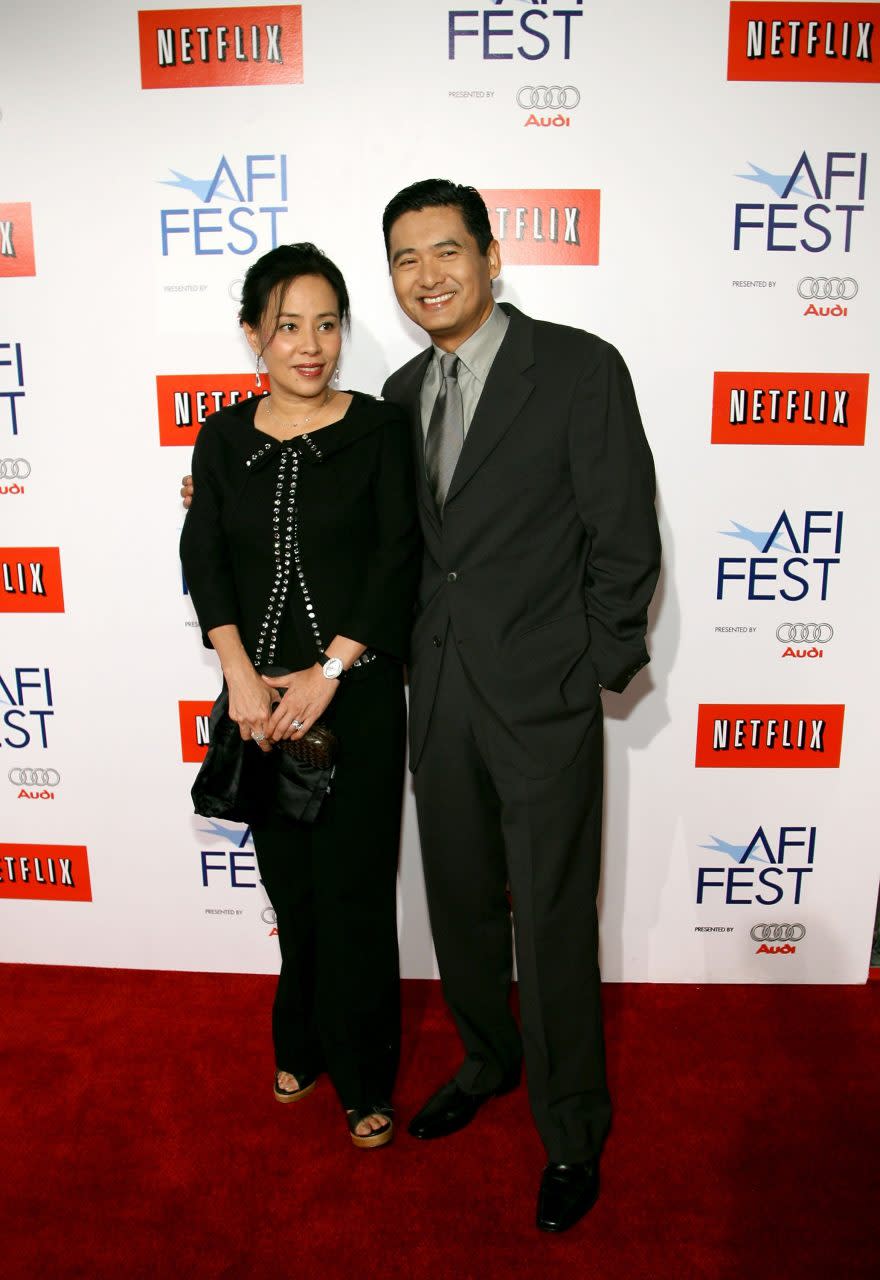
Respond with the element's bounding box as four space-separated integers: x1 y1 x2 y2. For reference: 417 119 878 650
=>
265 388 333 435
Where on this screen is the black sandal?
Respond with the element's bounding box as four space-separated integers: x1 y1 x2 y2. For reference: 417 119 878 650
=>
274 1070 318 1104
346 1101 394 1149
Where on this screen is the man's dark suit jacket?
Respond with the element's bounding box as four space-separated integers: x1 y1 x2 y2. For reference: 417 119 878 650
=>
383 302 661 780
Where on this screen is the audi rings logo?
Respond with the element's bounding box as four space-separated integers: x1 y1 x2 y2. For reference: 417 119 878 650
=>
797 277 858 301
0 459 30 479
261 907 277 926
776 623 834 644
9 767 60 786
750 923 806 942
517 85 580 109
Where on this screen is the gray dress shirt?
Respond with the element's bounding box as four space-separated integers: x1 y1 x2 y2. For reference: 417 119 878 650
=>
419 303 510 436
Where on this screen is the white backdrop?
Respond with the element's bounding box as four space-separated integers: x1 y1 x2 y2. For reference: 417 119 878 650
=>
2 0 878 982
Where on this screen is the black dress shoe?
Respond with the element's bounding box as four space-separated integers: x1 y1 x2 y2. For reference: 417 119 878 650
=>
536 1161 600 1233
407 1075 517 1140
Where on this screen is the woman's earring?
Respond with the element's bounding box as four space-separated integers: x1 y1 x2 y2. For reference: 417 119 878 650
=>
333 367 340 385
255 353 264 389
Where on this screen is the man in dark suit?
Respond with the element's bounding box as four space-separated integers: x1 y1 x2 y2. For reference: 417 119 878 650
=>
381 180 660 1233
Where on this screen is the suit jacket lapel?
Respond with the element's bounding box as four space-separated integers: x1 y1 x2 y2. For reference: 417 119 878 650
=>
391 349 439 535
445 304 535 508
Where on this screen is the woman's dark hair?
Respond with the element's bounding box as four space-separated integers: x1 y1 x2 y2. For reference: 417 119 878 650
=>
382 179 494 259
238 242 351 338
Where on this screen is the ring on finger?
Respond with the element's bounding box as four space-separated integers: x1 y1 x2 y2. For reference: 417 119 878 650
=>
252 731 266 742
291 719 305 731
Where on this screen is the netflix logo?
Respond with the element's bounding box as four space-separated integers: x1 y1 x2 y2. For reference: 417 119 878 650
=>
0 844 92 902
0 548 65 613
711 372 869 445
138 6 303 89
480 189 600 265
157 375 268 446
728 3 880 82
180 700 214 762
695 704 845 768
0 204 36 278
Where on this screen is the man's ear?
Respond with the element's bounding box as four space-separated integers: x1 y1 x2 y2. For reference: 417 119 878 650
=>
487 239 502 282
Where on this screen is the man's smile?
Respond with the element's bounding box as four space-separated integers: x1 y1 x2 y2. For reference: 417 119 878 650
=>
419 290 457 308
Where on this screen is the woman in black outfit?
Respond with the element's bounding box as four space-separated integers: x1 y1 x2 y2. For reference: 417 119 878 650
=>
180 243 421 1148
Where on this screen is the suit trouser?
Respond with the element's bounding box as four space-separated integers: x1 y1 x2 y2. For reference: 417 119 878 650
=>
251 657 406 1112
413 640 611 1164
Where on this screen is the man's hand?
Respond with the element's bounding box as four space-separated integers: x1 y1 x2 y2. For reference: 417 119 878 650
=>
181 474 194 508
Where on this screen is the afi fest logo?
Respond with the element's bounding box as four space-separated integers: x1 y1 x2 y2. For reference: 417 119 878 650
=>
0 204 36 277
695 704 845 768
728 3 880 82
711 373 869 445
0 844 92 902
158 153 289 257
696 826 817 906
198 819 259 890
179 700 214 762
449 0 584 60
0 341 26 436
0 666 55 751
156 375 268 446
138 6 303 88
0 548 65 613
715 509 843 601
733 150 867 252
481 189 599 265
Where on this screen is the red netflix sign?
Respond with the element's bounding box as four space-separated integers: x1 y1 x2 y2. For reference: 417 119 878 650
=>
0 203 36 278
480 189 600 265
0 548 65 613
0 844 92 901
138 6 303 89
711 372 869 445
695 704 845 768
728 3 880 81
156 375 267 446
180 700 214 762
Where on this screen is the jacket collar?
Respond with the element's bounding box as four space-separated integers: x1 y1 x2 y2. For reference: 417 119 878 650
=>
398 303 535 529
445 302 535 507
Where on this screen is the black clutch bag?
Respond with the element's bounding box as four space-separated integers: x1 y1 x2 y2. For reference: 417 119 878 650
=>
191 684 335 826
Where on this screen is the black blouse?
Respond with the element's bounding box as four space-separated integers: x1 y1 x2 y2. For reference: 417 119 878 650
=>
180 392 422 671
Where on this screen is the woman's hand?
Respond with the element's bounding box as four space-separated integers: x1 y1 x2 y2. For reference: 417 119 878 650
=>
262 666 339 742
226 665 275 752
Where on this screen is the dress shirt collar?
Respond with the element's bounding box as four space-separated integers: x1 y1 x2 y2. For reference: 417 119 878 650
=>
430 302 509 384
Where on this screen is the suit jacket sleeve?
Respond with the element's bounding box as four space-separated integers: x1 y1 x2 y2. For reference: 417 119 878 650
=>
569 341 661 692
332 411 421 661
179 424 240 648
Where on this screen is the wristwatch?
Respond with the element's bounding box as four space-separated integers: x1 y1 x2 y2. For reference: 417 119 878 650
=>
318 650 346 682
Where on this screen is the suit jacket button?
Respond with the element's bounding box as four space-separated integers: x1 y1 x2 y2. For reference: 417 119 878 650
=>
447 571 457 582
432 635 442 648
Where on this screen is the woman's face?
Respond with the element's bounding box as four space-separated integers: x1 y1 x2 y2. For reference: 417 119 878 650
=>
246 273 343 400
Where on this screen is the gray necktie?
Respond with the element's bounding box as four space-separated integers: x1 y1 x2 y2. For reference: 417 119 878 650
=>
425 353 464 513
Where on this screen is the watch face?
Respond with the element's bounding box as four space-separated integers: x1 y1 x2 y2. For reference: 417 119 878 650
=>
323 657 344 680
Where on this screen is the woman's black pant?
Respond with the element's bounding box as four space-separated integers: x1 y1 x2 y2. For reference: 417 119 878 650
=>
251 657 406 1113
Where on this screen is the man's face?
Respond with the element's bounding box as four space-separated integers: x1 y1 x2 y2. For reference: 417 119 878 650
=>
388 205 501 351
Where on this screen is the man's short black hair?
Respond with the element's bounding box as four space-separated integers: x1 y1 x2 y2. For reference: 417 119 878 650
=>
382 179 494 259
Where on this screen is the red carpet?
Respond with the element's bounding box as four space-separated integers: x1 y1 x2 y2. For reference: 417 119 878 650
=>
1 967 877 1279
